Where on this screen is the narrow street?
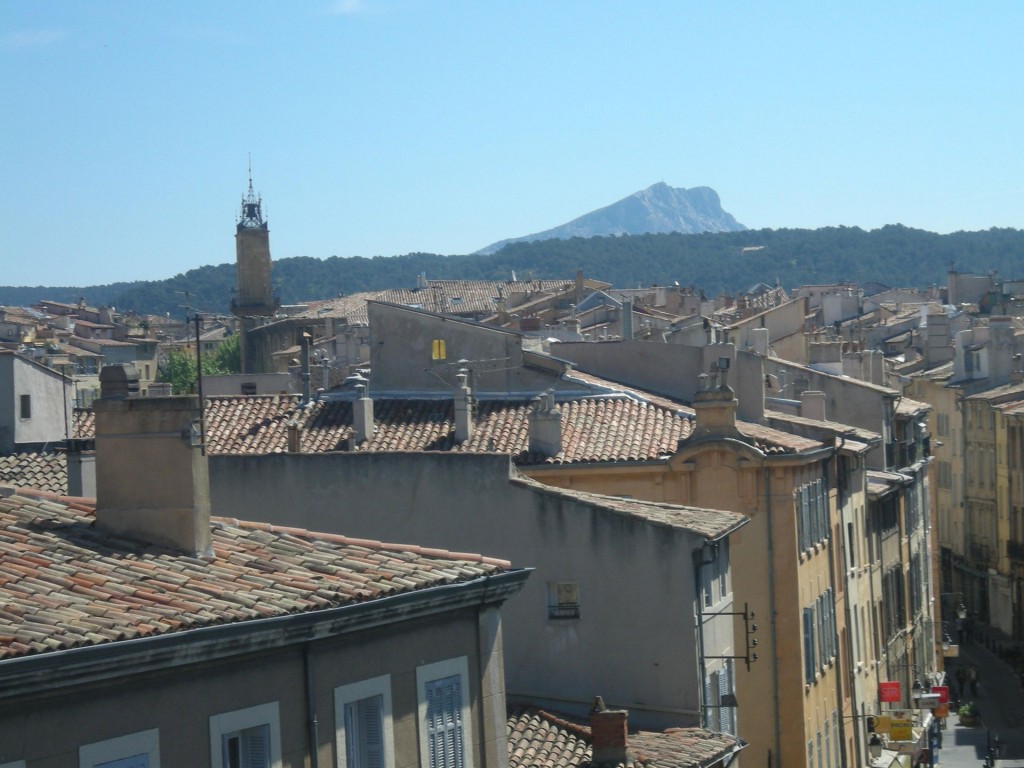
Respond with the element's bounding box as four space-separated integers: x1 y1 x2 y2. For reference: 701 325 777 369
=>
935 641 1024 768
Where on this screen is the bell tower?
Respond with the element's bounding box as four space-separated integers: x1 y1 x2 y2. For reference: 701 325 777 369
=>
232 162 280 373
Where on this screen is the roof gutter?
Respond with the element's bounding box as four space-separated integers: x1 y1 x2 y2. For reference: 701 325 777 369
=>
0 567 532 702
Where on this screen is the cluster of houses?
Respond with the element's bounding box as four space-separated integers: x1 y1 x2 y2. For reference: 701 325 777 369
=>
2 182 1023 768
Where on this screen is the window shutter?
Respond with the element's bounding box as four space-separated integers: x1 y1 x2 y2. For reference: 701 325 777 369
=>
426 675 464 768
245 725 270 768
719 661 733 734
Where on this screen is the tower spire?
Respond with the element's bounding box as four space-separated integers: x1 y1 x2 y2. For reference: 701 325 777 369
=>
238 156 266 231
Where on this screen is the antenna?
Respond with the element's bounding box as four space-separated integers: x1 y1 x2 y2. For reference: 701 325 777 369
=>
248 153 253 191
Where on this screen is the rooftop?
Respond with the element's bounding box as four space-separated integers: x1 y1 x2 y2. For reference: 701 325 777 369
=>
507 705 743 768
0 487 512 661
0 453 67 495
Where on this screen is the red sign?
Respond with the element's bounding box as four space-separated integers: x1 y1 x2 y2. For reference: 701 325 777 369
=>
931 685 949 704
879 681 902 703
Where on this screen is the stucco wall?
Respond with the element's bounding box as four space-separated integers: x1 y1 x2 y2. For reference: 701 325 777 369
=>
370 303 565 395
210 451 716 728
0 353 70 452
0 606 496 768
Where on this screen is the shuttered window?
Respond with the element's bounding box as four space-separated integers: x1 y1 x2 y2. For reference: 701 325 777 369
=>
425 675 464 768
345 695 385 768
223 725 270 768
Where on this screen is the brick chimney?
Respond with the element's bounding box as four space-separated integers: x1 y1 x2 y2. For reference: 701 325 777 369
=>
589 696 632 766
528 391 562 456
453 368 473 444
94 365 211 556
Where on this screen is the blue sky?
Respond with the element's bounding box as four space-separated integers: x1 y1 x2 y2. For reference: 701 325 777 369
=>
3 1 1022 287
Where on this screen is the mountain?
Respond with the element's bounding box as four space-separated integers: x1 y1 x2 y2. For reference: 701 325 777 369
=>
475 183 746 255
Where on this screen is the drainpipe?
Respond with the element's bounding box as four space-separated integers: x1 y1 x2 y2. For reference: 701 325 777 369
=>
304 643 320 768
763 466 783 765
693 543 716 728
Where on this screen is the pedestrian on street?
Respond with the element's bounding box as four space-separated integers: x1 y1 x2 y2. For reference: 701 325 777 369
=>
969 665 980 696
956 666 966 693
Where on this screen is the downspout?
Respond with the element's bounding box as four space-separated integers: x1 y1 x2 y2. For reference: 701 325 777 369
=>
304 643 320 768
693 542 716 728
763 465 783 765
827 433 858 767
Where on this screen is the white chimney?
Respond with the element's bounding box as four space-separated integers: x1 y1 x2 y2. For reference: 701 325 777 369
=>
454 368 473 444
352 383 374 445
528 391 562 457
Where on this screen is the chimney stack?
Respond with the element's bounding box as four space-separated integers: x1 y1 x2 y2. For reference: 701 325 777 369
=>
688 362 743 443
621 297 634 340
64 437 96 498
93 365 211 556
800 390 827 422
352 383 374 446
589 697 631 766
454 368 473 444
528 391 563 457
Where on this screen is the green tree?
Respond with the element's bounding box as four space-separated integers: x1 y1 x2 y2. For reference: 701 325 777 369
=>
157 348 198 395
203 333 240 375
157 334 242 394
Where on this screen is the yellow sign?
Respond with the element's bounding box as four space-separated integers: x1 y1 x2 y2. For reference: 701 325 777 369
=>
889 717 913 741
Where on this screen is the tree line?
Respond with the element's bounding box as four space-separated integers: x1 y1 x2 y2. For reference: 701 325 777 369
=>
2 225 1023 317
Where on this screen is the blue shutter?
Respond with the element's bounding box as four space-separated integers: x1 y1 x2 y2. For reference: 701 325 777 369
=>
346 695 385 768
719 660 733 734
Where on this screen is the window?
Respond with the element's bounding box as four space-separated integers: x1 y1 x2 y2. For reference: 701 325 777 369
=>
547 581 581 619
19 394 30 419
417 658 474 768
336 676 394 768
209 702 281 768
79 729 159 768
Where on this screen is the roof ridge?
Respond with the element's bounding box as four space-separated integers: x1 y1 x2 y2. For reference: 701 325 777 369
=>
214 517 512 568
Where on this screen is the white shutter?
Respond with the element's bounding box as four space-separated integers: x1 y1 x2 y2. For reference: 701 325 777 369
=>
426 675 464 768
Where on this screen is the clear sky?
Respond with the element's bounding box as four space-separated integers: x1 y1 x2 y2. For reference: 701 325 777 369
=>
3 1 1022 287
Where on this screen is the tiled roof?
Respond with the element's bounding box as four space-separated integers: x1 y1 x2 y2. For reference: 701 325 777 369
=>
203 394 694 465
763 410 880 444
0 453 67 494
507 706 743 768
895 396 932 416
298 280 583 324
966 381 1024 403
567 372 823 454
512 478 747 540
73 409 95 439
0 489 511 661
79 386 822 460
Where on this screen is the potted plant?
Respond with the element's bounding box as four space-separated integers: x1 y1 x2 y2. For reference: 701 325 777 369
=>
957 701 980 726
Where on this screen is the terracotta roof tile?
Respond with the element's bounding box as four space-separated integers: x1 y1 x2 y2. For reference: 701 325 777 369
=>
0 489 510 661
512 478 747 540
0 453 67 494
506 706 743 768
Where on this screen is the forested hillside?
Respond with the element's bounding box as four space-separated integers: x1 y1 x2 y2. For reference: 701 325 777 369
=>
2 225 1022 317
